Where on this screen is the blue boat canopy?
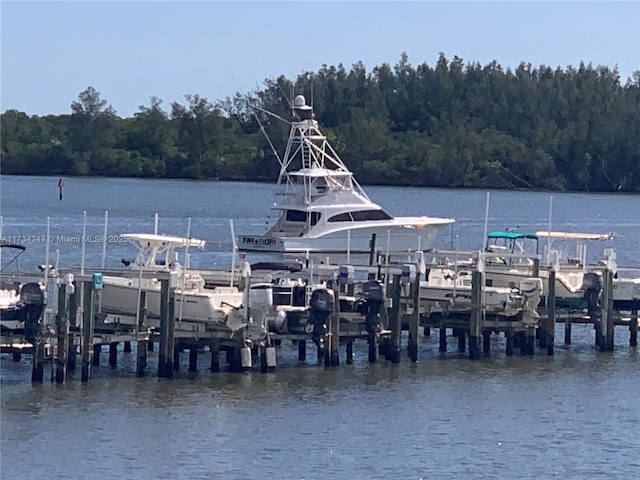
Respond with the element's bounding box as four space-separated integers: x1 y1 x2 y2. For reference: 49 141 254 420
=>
487 231 538 240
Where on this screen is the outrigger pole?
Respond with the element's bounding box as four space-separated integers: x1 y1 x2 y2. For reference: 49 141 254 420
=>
231 75 284 168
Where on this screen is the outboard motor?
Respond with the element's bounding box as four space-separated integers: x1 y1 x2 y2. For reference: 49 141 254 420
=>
20 283 45 344
582 272 601 291
519 278 543 325
359 280 385 334
247 283 272 340
582 272 602 313
309 288 335 347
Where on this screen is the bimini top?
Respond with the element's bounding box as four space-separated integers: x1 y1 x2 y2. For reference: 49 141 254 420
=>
488 231 538 240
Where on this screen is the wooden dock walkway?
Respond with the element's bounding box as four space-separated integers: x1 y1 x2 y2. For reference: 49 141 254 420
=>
1 256 638 384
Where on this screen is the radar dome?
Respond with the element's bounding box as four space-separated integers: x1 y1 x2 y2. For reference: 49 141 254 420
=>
293 95 312 110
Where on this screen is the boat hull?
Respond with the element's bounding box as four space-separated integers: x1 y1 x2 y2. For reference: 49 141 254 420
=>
100 278 245 328
239 221 450 255
612 278 640 310
485 268 587 308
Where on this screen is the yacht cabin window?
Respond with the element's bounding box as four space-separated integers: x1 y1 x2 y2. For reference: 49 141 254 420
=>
285 210 321 225
328 209 392 222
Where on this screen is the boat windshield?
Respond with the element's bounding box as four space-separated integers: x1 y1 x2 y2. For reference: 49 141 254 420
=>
485 231 539 266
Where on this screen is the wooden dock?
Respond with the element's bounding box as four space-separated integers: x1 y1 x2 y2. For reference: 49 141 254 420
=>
1 255 638 384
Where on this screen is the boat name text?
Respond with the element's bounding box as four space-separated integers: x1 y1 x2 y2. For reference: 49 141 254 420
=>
241 237 278 247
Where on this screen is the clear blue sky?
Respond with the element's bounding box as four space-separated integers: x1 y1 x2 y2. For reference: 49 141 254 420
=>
2 1 639 118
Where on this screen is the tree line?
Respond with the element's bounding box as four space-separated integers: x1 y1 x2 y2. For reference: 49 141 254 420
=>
2 53 639 192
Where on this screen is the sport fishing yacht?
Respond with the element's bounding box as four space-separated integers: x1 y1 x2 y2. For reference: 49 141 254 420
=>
238 95 454 257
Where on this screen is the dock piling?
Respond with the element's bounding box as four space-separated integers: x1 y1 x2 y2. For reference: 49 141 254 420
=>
67 285 78 371
316 342 324 364
346 341 354 364
173 346 181 371
469 270 482 360
408 273 420 362
329 285 340 367
505 330 514 356
189 345 198 372
31 343 45 383
546 270 556 355
564 314 572 344
524 327 536 355
457 329 466 353
92 344 101 366
55 283 69 383
297 339 307 363
157 278 174 378
68 342 76 371
367 334 377 363
585 274 602 347
229 345 243 372
630 310 638 347
136 291 147 377
362 281 382 364
600 269 615 352
388 274 402 363
81 281 95 382
260 345 267 373
109 343 118 368
210 340 220 372
439 323 447 353
483 332 491 356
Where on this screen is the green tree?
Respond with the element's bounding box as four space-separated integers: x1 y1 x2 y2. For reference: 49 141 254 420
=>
67 86 117 174
171 94 222 178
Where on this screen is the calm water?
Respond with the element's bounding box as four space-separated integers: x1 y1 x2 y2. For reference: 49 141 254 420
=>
1 176 639 479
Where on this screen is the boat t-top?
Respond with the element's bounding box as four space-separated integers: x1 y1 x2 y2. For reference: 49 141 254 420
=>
238 95 454 257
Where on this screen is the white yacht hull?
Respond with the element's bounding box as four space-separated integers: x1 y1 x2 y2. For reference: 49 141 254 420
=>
240 220 449 255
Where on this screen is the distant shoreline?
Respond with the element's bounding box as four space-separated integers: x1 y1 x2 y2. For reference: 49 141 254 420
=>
2 173 638 196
